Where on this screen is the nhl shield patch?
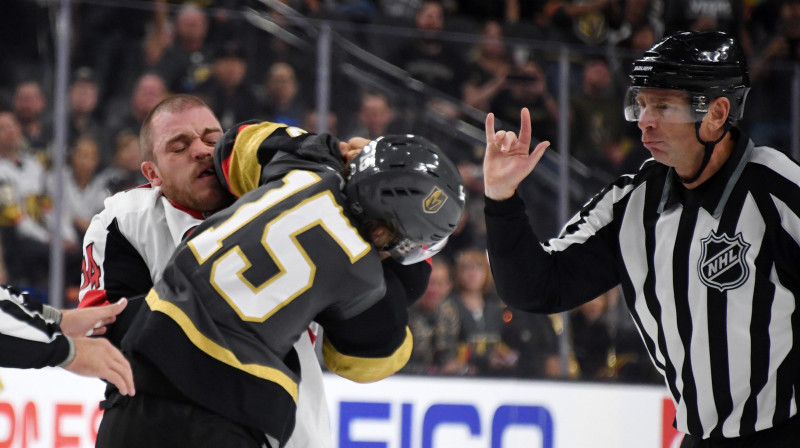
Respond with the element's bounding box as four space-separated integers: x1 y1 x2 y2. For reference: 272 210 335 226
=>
697 230 751 292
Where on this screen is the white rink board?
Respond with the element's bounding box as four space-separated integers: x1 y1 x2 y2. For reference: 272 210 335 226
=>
323 374 682 448
0 368 681 448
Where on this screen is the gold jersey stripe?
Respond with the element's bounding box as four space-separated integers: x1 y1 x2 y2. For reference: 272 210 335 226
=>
228 122 288 197
145 289 299 402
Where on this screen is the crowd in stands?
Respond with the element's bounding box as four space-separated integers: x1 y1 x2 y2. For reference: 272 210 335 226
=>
0 0 797 383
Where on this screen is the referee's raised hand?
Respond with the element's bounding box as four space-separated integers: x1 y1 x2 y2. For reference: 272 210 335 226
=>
483 107 549 201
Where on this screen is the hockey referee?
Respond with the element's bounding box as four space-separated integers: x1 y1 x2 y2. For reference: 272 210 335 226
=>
483 31 800 447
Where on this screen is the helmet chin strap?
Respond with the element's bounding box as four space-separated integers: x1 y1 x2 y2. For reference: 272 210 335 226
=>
677 121 730 184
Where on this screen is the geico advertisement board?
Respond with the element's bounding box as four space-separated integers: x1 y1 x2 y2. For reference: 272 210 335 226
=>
0 368 682 448
322 375 684 448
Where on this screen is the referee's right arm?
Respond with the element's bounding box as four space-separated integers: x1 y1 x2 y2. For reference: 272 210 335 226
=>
0 286 73 368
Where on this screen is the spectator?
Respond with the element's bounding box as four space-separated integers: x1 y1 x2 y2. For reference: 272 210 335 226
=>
462 21 512 112
246 0 314 94
68 68 103 148
490 59 559 144
570 57 631 177
259 62 306 127
13 80 51 153
48 135 108 244
303 109 339 136
142 0 173 72
195 41 260 129
500 304 561 379
155 3 214 93
96 132 146 195
74 0 160 107
402 256 461 375
607 0 663 48
448 249 512 376
104 72 167 164
571 290 613 379
390 1 469 99
46 135 108 301
0 112 63 291
543 0 623 45
343 92 400 140
744 0 800 152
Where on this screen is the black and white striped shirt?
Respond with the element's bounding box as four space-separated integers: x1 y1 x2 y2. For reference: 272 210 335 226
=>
486 128 800 439
0 286 73 369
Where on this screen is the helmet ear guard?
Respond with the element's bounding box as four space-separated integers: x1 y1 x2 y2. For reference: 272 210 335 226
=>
345 135 465 264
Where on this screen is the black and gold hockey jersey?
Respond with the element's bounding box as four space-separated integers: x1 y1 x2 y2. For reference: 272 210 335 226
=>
123 124 417 445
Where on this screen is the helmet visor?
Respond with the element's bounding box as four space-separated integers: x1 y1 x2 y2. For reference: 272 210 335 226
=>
387 237 449 265
623 87 701 123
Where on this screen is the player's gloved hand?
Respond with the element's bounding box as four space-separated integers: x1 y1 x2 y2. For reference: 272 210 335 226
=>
382 257 432 306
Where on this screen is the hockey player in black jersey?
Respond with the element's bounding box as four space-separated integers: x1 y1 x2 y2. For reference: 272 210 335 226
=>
95 122 465 447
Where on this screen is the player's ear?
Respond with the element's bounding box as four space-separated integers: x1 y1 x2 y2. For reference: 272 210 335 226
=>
141 160 162 186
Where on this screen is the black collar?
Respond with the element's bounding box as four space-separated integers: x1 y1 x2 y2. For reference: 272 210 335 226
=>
657 127 755 218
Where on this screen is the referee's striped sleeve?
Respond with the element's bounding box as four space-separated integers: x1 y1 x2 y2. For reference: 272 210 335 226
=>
0 286 73 368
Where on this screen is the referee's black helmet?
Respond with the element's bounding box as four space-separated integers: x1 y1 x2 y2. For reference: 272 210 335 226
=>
625 31 751 124
345 135 465 264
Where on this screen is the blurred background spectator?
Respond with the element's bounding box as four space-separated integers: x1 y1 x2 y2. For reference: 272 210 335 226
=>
259 62 306 127
0 111 69 295
195 41 260 129
391 1 468 99
97 131 147 195
46 135 108 305
448 249 513 377
490 59 559 144
155 2 215 93
500 304 562 379
743 0 800 152
47 135 108 244
571 290 614 380
569 56 631 178
462 21 512 112
103 73 167 165
13 80 52 154
402 256 461 375
68 68 103 149
343 91 401 140
543 0 623 45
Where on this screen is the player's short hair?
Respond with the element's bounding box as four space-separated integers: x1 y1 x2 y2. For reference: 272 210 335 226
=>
140 94 212 162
